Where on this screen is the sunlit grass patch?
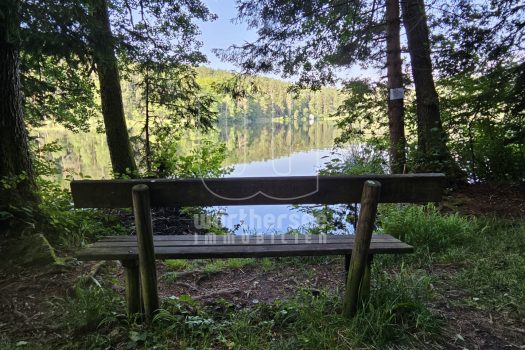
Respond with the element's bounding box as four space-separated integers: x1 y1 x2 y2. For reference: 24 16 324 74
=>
379 205 525 317
163 259 189 270
379 204 475 266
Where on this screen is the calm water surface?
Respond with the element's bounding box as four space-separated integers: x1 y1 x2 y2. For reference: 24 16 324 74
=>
36 118 343 233
220 148 336 233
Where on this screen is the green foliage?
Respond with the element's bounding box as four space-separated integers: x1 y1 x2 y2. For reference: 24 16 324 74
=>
216 0 384 89
163 259 189 270
294 144 387 236
61 287 123 333
320 145 387 176
21 55 98 131
439 70 525 182
293 204 351 235
0 172 38 236
61 269 438 349
334 80 390 146
379 204 474 256
162 259 258 281
196 67 344 120
378 206 525 317
33 142 126 247
153 138 231 178
123 64 218 174
37 177 126 248
333 70 525 182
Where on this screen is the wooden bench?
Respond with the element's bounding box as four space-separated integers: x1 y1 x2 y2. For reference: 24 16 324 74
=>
71 174 444 319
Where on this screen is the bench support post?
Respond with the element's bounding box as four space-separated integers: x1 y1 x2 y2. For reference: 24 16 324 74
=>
121 259 141 315
359 255 373 303
344 253 351 285
132 184 159 321
342 180 381 318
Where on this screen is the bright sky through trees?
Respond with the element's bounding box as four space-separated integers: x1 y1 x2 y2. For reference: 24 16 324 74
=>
199 0 375 80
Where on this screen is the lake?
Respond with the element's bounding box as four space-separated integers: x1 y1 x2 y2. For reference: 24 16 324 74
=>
35 117 343 233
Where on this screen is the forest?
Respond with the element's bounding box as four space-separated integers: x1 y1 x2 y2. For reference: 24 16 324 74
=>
1 0 524 349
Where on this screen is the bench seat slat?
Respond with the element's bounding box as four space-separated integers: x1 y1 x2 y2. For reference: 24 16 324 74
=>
77 234 413 261
96 234 400 243
92 235 400 247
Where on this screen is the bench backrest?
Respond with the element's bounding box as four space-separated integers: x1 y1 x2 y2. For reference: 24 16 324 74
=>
71 174 445 208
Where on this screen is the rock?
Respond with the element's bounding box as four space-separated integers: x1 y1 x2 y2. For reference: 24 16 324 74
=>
0 233 60 267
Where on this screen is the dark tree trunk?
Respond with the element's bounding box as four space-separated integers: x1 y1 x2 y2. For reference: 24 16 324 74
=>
0 0 39 220
144 69 152 174
401 0 457 175
386 0 406 174
89 0 137 177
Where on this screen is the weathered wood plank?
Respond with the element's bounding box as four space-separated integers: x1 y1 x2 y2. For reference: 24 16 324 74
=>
92 235 400 247
76 241 413 261
121 259 141 315
97 234 400 243
71 174 445 208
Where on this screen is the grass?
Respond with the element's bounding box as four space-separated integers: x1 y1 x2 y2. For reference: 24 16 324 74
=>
163 258 259 274
378 205 525 317
40 267 438 350
161 256 338 279
7 204 524 349
448 219 525 316
379 204 474 261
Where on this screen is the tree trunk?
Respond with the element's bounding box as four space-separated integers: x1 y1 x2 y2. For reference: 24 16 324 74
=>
386 0 406 174
89 0 137 177
0 0 39 224
144 69 152 174
401 0 456 174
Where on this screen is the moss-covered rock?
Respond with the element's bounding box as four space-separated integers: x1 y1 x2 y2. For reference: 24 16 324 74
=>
0 233 60 266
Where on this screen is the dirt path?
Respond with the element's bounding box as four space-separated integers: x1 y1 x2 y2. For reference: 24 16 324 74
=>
444 183 525 218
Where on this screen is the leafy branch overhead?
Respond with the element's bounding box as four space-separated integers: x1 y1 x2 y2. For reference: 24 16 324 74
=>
215 0 386 89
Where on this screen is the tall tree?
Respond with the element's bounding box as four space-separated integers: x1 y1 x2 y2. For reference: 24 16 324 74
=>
385 0 406 173
218 1 413 172
88 0 137 176
401 0 455 173
19 0 216 177
0 0 39 233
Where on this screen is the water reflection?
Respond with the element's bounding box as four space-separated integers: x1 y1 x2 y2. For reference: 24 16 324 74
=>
35 117 344 233
219 148 339 233
35 118 340 184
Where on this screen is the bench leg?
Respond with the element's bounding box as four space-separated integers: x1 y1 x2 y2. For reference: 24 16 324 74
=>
342 180 381 318
344 254 351 273
358 255 373 303
122 259 141 315
132 185 159 322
